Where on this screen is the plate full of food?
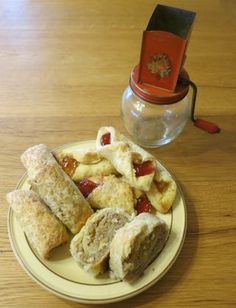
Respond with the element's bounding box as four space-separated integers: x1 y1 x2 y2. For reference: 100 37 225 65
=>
7 127 186 304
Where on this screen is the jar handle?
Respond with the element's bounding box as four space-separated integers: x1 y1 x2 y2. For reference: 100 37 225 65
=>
178 77 221 134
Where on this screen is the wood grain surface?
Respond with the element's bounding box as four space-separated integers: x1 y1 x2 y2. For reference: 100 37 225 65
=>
0 0 236 307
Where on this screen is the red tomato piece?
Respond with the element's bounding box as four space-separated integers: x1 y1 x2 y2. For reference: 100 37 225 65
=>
133 160 155 177
76 179 98 198
100 133 111 146
135 194 152 214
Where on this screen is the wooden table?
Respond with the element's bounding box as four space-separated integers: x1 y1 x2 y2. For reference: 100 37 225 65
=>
1 1 235 307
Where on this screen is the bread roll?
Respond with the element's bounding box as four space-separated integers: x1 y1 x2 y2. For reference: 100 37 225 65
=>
109 213 168 280
70 208 131 276
7 190 69 259
21 143 52 178
21 144 93 234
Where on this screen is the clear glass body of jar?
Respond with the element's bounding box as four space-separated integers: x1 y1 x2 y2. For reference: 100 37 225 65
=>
121 85 191 148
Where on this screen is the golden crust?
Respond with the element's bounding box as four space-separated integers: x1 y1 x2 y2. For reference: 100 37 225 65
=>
6 190 69 259
118 135 156 191
31 161 93 234
72 159 118 181
58 148 102 164
56 148 118 181
87 175 134 213
21 144 94 234
146 170 177 213
21 144 53 178
96 127 155 191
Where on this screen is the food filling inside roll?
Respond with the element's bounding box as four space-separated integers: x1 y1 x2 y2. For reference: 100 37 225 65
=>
122 222 167 278
70 208 131 276
109 213 168 280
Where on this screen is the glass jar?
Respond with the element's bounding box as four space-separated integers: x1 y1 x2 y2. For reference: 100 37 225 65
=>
121 65 195 148
121 86 191 148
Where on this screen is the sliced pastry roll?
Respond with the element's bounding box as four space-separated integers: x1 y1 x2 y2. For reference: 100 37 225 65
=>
109 213 168 280
21 144 94 234
146 170 177 213
56 147 118 181
7 190 69 259
70 208 131 276
96 127 156 191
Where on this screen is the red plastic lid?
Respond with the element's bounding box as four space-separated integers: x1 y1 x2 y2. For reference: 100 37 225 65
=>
130 64 190 104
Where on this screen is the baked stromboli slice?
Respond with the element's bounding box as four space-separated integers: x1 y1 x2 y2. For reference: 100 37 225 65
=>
70 208 131 276
96 127 156 191
21 144 94 234
109 213 168 280
6 190 69 259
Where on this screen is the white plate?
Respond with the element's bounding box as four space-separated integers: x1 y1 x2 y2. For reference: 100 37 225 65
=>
8 140 187 304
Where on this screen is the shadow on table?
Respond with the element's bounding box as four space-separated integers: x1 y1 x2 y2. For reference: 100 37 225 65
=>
62 183 198 308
